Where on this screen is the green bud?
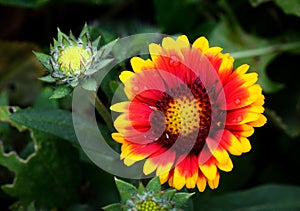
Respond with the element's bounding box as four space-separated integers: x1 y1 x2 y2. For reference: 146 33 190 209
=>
103 177 194 211
34 23 115 95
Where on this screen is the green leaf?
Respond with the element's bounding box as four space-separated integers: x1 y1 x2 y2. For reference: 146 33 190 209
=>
92 36 101 50
19 140 35 160
99 38 119 58
173 192 194 208
56 28 69 45
70 79 79 87
50 85 72 99
0 130 81 208
86 58 114 75
109 80 119 93
9 107 117 164
0 0 49 8
194 184 300 210
137 182 146 195
80 77 98 91
146 177 161 193
79 23 90 39
38 75 56 83
68 31 77 44
33 51 52 71
274 0 300 17
10 108 77 144
209 18 284 93
102 203 122 211
114 177 137 203
162 189 177 201
33 87 59 109
0 106 27 132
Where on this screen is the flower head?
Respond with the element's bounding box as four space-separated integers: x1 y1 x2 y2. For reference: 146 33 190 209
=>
56 45 91 75
103 177 193 211
111 35 266 192
34 24 100 86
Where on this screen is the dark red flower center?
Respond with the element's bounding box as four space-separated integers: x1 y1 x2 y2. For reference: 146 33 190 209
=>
151 78 211 154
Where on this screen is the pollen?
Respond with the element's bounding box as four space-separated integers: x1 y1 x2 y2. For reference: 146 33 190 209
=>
166 97 200 136
152 80 212 153
138 200 166 211
58 46 91 74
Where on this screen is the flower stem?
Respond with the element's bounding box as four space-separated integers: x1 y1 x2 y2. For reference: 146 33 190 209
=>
231 41 300 59
90 92 114 132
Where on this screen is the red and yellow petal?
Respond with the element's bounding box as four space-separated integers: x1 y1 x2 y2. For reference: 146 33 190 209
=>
110 35 266 193
237 136 252 153
119 141 162 166
199 159 218 181
192 36 209 52
220 129 244 156
223 84 262 111
235 64 249 74
226 109 261 125
122 70 166 101
114 113 150 135
131 57 155 72
215 53 234 84
176 35 190 49
227 124 255 137
207 171 220 189
159 171 170 184
206 139 230 165
110 101 130 113
168 171 175 187
149 42 162 63
248 114 267 127
196 173 207 192
173 154 199 190
185 155 199 189
217 157 233 172
173 166 186 190
160 36 190 60
198 147 219 180
143 148 176 176
111 132 125 143
119 70 135 83
162 37 183 59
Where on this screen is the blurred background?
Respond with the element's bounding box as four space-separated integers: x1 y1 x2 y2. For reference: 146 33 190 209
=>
0 0 300 210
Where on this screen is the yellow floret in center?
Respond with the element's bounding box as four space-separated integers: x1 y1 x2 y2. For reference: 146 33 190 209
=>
138 200 166 211
58 46 90 74
166 97 200 137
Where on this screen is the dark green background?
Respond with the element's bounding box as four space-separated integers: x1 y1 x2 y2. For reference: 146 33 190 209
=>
0 0 300 210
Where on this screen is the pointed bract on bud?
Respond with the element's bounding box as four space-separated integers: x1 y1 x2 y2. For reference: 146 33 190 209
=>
49 25 97 81
103 177 194 211
33 24 115 96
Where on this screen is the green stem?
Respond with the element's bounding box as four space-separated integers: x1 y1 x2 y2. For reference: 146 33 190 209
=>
90 93 114 132
231 41 300 59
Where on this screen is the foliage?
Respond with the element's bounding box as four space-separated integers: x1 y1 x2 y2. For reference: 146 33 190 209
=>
103 177 194 211
0 0 300 210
